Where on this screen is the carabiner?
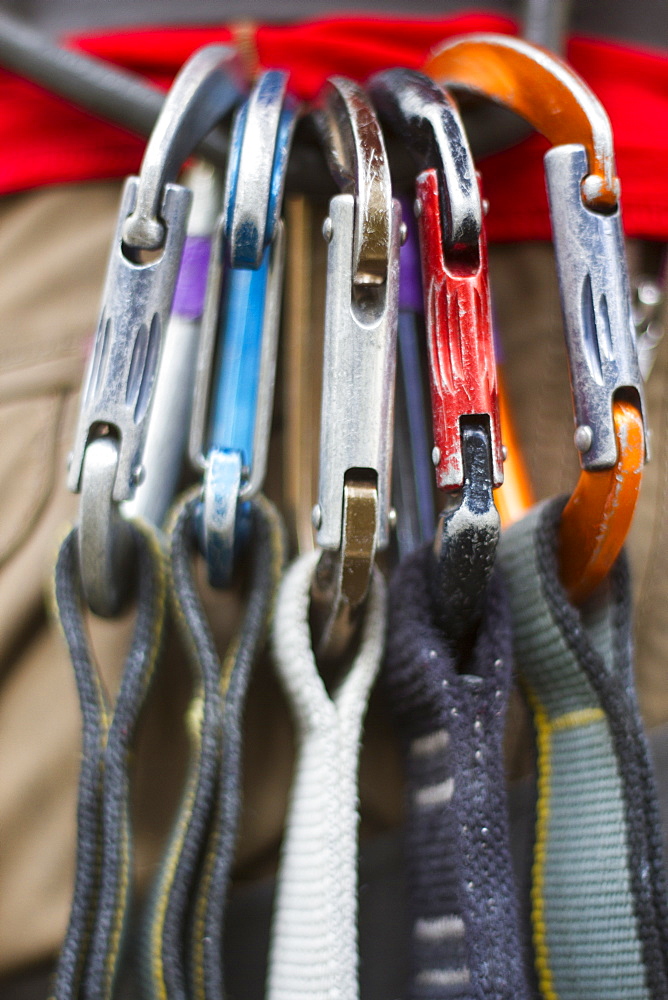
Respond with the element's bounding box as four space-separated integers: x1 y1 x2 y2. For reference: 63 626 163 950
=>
426 34 647 602
370 67 502 643
310 76 401 660
390 200 435 560
189 70 297 588
67 45 245 616
124 162 223 528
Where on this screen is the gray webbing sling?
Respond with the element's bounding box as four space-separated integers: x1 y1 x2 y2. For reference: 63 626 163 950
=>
498 497 668 1000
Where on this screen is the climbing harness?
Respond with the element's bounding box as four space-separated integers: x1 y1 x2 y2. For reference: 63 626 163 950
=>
66 44 245 616
425 33 647 603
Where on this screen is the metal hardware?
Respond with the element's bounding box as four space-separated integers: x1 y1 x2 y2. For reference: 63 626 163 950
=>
546 144 646 470
522 0 573 54
431 422 500 651
559 399 644 602
391 205 435 560
124 162 223 527
425 34 620 212
316 194 400 554
68 178 191 503
123 45 245 251
634 264 666 383
426 35 647 601
68 45 245 615
310 77 399 659
189 70 296 587
369 68 480 250
77 436 134 617
370 69 503 496
370 67 501 640
417 164 503 493
315 76 393 287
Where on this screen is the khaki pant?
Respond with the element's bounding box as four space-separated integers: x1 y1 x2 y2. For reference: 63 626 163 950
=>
0 183 666 977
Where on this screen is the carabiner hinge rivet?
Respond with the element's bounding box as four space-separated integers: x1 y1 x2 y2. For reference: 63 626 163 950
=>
322 217 333 243
574 425 594 453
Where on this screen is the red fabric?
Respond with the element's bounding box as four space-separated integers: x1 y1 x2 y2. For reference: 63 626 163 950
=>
0 14 666 241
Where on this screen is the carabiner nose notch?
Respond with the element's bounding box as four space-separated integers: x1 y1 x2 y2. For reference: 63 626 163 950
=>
123 45 245 250
316 76 392 287
368 68 481 250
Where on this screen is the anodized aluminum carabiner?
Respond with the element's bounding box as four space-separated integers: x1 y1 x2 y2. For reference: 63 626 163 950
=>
391 201 435 561
67 45 245 616
310 76 401 660
188 70 297 588
426 34 647 602
370 67 502 643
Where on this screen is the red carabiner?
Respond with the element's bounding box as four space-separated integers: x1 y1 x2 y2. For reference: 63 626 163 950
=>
415 167 503 492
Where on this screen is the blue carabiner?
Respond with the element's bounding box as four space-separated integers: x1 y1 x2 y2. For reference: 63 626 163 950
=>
189 70 298 586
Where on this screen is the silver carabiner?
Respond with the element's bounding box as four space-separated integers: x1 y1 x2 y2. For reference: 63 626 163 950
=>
67 45 245 616
310 77 401 658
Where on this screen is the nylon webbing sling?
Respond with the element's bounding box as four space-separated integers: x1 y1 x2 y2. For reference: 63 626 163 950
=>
51 521 167 1000
383 544 529 1000
498 497 668 1000
145 489 285 1000
266 550 387 1000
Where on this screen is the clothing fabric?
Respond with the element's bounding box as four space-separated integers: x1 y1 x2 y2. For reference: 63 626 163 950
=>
384 545 529 1000
498 498 668 999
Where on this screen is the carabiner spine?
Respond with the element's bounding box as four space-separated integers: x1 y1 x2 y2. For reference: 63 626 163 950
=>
188 210 226 473
415 168 503 491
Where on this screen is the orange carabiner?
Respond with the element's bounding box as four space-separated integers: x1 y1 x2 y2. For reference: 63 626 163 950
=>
425 33 618 211
425 34 646 604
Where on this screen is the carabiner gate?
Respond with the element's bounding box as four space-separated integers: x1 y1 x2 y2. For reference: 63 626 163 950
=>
67 45 245 616
370 68 502 644
310 76 401 659
189 70 297 588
